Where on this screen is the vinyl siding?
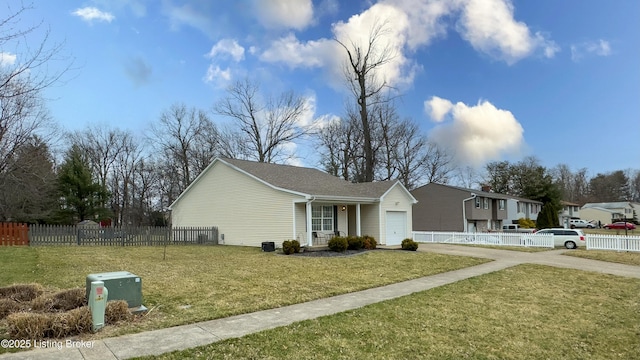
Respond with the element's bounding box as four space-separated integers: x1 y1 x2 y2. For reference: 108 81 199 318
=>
379 185 414 244
360 204 380 242
171 161 303 247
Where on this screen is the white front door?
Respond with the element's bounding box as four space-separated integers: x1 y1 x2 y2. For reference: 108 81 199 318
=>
386 211 407 246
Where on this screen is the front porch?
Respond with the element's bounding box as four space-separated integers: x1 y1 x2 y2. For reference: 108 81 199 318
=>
294 202 378 247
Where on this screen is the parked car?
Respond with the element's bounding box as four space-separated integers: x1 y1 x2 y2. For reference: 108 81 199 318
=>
569 219 595 229
534 228 586 249
603 222 636 230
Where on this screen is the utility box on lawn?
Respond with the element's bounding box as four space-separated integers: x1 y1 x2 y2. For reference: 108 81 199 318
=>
86 271 145 311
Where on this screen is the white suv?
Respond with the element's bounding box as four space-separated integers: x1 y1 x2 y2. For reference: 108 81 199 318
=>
535 228 586 249
569 219 595 229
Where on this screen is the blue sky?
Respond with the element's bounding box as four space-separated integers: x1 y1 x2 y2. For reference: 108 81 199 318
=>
8 0 640 175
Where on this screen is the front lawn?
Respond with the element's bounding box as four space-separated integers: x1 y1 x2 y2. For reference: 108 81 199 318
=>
564 249 640 266
0 245 488 342
142 264 640 360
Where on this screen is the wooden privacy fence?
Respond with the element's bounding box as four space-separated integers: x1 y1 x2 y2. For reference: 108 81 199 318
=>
0 224 219 246
0 223 29 246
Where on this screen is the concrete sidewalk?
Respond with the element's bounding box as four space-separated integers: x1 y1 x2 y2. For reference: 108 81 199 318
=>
2 245 638 359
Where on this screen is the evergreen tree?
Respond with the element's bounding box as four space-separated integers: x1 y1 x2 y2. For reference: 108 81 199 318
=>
56 145 110 223
536 202 560 229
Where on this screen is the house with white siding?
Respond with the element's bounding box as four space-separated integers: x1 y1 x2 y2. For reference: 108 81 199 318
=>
169 158 417 247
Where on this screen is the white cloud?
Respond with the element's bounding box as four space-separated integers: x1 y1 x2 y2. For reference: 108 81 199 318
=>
259 0 556 88
457 0 558 64
253 0 314 30
163 2 216 38
427 97 525 167
260 33 332 69
0 52 17 67
571 39 611 62
382 0 459 49
332 3 415 88
204 65 232 84
425 96 453 122
207 39 245 62
71 7 115 23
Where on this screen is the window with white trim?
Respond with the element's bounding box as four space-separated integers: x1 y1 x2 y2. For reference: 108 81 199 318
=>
483 198 489 209
499 199 505 210
475 197 481 208
312 205 333 231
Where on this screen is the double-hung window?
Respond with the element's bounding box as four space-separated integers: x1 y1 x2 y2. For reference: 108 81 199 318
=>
312 205 334 231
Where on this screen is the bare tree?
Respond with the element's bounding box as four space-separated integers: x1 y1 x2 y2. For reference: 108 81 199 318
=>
0 3 70 174
453 165 481 189
335 18 396 182
148 103 221 199
214 79 310 163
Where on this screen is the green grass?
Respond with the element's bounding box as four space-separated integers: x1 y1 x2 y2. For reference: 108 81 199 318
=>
139 264 640 360
564 249 640 266
0 246 488 341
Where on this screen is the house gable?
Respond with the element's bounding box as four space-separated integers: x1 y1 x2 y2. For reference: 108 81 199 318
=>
171 160 303 246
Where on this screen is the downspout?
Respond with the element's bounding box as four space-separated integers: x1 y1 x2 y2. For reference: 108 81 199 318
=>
306 196 316 247
462 193 477 232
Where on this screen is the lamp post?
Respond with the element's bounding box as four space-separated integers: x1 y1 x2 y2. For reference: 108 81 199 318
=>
462 193 477 232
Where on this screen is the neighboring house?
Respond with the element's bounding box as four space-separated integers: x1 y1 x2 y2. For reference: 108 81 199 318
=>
506 196 542 224
581 202 639 225
558 201 581 227
411 183 511 232
169 158 417 247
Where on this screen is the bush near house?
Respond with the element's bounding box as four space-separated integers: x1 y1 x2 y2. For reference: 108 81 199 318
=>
328 237 348 252
347 236 364 250
401 238 419 251
518 218 537 229
362 235 377 250
281 240 301 255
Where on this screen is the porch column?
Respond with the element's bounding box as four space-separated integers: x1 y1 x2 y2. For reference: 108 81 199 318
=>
306 201 313 247
356 203 361 236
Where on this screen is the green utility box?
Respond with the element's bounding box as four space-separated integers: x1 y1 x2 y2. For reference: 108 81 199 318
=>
86 271 142 308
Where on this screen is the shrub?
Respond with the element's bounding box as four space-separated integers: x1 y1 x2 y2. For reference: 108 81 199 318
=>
50 306 92 338
0 298 22 320
282 240 294 255
362 235 377 250
106 300 133 324
401 238 419 251
31 288 86 312
518 218 536 229
347 236 364 250
291 240 301 253
282 240 301 255
328 236 348 252
6 312 53 339
0 283 44 302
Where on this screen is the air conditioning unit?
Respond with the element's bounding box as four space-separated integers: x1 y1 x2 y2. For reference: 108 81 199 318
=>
86 271 146 312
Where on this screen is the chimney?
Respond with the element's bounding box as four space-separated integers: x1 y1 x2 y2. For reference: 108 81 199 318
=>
481 184 492 192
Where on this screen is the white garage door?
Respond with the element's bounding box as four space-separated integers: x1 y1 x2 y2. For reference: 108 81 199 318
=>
386 211 407 246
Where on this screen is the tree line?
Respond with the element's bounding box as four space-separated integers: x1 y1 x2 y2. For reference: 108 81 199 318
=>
1 5 638 226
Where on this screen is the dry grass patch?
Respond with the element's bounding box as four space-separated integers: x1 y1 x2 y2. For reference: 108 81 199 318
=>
0 246 488 341
564 249 640 266
148 264 640 360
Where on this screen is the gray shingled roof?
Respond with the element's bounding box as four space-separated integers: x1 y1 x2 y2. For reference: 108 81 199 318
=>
415 183 542 203
582 202 635 209
222 158 396 199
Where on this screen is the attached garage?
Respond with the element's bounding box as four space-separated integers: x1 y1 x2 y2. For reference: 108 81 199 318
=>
385 211 407 246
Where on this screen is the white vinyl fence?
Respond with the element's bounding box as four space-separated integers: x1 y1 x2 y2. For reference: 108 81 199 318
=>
586 234 640 252
412 231 554 248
